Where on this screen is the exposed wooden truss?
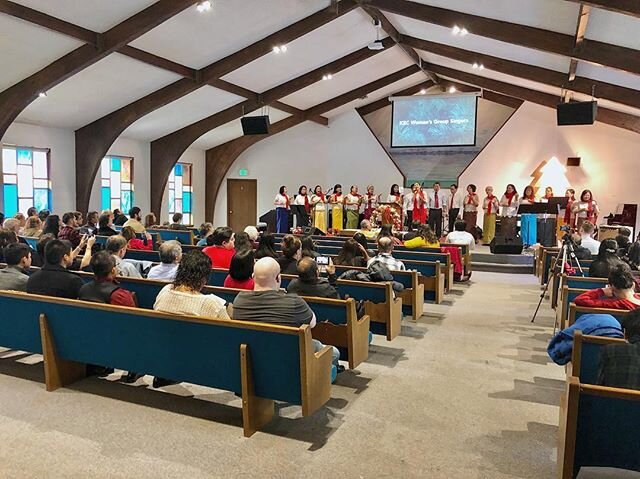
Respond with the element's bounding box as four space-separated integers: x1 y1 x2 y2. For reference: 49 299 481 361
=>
362 0 640 76
563 0 640 18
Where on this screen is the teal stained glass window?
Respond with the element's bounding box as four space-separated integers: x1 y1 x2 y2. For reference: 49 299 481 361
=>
101 156 133 212
2 146 51 217
168 163 193 225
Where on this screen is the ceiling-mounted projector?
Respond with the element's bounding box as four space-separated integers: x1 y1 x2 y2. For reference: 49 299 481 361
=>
368 19 384 51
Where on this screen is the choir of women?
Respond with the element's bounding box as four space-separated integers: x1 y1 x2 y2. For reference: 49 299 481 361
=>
275 182 601 246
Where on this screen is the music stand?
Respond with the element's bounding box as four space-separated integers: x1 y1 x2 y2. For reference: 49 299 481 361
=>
547 196 569 214
517 204 549 215
290 205 309 229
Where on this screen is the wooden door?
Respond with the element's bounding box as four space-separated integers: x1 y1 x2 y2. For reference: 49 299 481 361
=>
227 179 257 231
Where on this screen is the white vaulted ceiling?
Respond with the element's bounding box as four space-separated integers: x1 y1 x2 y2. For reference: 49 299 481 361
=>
2 0 640 149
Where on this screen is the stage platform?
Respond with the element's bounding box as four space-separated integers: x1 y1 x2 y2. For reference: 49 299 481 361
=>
471 245 534 274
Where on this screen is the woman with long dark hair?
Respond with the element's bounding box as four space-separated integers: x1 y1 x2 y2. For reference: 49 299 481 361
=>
572 189 599 230
292 185 311 227
334 238 368 267
463 184 479 238
254 233 278 260
589 239 626 278
310 185 327 232
329 184 344 230
224 249 255 290
499 184 519 238
42 214 61 238
274 185 290 233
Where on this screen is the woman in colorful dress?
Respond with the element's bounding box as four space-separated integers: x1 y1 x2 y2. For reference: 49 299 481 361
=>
499 184 519 238
557 188 575 237
329 184 344 230
572 189 599 230
482 186 499 244
412 183 427 225
310 185 327 232
463 184 480 239
344 186 362 229
519 185 537 247
363 185 379 220
274 185 290 233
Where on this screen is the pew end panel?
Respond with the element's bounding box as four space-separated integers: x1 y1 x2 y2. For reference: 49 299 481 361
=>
240 344 274 438
559 377 640 478
417 261 444 304
396 270 424 321
299 326 333 417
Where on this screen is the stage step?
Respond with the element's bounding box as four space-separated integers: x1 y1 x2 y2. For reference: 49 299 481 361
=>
472 261 533 274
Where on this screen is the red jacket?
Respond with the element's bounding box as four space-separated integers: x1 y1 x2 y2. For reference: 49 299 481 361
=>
574 288 640 311
127 238 153 251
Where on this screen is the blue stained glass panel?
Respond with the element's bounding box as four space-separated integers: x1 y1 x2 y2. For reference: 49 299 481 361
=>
101 187 110 210
110 157 121 172
34 189 49 211
175 164 182 176
4 184 18 217
122 190 133 213
17 149 32 165
183 192 192 213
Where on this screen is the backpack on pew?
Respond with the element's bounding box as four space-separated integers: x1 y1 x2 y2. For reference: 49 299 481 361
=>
338 263 404 293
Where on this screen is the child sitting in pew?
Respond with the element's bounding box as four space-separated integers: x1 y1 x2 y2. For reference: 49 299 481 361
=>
598 309 640 391
575 264 640 310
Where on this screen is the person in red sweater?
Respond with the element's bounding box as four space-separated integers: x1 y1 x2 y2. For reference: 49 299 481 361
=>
575 264 640 310
203 226 236 269
224 249 255 290
121 226 154 251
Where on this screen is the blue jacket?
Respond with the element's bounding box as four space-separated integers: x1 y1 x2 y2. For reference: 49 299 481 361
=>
547 314 624 365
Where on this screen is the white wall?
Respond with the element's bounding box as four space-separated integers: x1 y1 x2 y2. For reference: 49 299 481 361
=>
214 109 404 225
2 122 76 213
459 101 640 232
2 122 206 224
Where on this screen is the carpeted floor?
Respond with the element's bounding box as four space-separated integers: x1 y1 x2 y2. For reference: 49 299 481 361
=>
0 272 564 478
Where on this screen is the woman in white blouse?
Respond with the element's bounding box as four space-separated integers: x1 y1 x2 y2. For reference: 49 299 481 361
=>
499 184 519 238
572 189 600 230
274 185 290 233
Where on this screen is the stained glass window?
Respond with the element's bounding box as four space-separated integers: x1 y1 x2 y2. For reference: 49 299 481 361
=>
168 163 192 225
101 156 133 212
2 146 51 217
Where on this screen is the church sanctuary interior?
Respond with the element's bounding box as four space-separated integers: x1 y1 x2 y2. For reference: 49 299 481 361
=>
3 1 640 478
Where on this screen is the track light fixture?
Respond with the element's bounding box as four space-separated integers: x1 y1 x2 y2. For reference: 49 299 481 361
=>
38 92 47 98
448 86 457 93
322 74 333 80
452 25 468 36
472 63 484 70
420 89 427 94
273 45 287 54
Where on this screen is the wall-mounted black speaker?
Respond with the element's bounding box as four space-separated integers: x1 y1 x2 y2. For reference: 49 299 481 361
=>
241 115 270 135
556 101 597 126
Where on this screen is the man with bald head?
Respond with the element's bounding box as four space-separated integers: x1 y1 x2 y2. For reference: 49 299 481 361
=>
232 257 341 369
368 236 406 271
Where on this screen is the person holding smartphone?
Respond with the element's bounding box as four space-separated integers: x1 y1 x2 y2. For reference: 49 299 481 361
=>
286 256 340 299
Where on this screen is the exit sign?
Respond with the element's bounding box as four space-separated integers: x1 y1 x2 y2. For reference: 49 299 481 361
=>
238 168 249 176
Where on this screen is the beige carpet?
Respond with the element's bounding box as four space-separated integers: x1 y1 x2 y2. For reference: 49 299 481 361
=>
0 272 564 478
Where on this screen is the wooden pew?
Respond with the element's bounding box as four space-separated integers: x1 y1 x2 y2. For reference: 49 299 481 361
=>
556 278 608 328
84 275 370 370
570 332 626 384
558 376 640 478
0 290 333 437
567 304 630 328
146 228 195 245
558 288 590 331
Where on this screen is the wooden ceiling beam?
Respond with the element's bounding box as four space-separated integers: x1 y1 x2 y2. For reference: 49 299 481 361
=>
356 80 434 115
424 62 640 134
148 36 399 218
565 4 591 101
0 0 97 44
362 0 640 76
75 1 357 213
563 0 640 18
401 35 640 110
0 0 196 142
358 4 439 85
442 80 524 109
203 65 422 221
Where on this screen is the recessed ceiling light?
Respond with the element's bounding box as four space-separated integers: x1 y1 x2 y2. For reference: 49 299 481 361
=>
452 25 468 36
448 86 457 93
196 1 211 13
420 89 427 94
38 92 47 98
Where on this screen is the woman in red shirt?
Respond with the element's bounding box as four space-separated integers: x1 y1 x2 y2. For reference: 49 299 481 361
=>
224 250 255 290
575 264 640 310
121 226 154 251
203 226 236 269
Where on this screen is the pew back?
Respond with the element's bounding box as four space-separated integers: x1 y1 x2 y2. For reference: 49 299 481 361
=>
571 332 626 384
